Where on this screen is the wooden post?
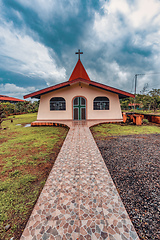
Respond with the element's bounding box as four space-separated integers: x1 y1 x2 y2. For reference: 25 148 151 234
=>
133 115 136 124
123 113 127 123
155 116 160 123
129 115 133 121
136 116 142 126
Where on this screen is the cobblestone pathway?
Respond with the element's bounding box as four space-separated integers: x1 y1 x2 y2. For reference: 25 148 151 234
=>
21 125 139 240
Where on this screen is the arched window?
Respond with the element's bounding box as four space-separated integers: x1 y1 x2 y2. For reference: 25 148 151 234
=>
50 97 66 111
93 97 109 110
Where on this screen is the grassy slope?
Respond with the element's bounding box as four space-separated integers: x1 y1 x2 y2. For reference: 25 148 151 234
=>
91 123 160 139
0 113 68 240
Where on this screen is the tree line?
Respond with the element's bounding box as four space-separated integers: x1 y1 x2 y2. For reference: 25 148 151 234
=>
0 101 39 127
121 88 160 112
0 101 39 115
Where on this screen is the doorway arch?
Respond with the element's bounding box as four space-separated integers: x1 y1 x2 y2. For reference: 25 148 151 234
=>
73 97 86 120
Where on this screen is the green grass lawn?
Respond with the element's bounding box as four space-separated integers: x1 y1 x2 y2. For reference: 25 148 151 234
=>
91 123 160 139
123 109 160 115
0 113 68 240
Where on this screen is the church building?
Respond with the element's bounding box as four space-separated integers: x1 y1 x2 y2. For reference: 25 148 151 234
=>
24 50 134 127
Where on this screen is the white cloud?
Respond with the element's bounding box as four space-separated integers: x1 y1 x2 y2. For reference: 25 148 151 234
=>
15 0 80 21
0 20 66 86
82 0 160 92
129 0 160 29
87 60 131 90
103 0 160 29
93 0 160 46
1 0 160 96
109 61 129 83
0 83 36 99
106 0 130 15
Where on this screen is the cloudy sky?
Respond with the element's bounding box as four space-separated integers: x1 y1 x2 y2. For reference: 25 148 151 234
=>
0 0 160 100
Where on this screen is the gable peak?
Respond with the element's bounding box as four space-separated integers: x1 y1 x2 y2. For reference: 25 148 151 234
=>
69 59 90 81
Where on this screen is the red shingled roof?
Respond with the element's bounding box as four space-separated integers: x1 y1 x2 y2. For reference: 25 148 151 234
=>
69 59 90 81
0 95 25 102
23 60 135 99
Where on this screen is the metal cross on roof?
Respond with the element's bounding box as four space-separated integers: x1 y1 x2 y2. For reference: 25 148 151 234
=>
75 49 83 60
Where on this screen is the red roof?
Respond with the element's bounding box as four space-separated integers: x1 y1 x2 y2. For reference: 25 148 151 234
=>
23 59 135 99
128 103 140 106
0 95 25 102
24 78 135 99
69 59 90 81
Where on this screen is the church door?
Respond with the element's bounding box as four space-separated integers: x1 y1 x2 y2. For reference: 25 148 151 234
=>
73 97 86 120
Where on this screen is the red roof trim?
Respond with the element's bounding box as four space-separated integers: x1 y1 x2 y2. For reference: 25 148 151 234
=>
0 96 25 102
24 81 70 99
69 78 134 98
24 78 134 99
88 80 135 98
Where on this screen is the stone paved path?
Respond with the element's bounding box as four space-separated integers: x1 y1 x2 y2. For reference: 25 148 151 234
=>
21 125 139 240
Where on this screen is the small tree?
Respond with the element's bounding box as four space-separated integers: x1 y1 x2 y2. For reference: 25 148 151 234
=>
136 94 151 110
120 98 132 110
149 89 160 112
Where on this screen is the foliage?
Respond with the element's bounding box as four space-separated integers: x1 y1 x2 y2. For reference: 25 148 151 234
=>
0 113 68 240
120 88 160 112
0 101 39 117
142 119 149 124
0 105 6 128
120 98 131 109
148 89 160 111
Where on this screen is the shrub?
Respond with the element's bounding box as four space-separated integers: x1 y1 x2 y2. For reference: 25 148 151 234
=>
143 119 149 124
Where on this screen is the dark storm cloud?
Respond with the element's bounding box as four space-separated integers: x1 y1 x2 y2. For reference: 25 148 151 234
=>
2 0 100 52
0 0 160 99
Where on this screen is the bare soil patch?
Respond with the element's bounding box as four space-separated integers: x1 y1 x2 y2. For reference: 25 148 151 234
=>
94 134 160 240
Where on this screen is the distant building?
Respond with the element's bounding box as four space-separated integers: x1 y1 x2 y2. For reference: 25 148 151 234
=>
128 103 141 110
0 95 25 104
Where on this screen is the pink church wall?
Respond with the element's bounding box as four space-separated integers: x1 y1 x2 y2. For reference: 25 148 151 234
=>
37 82 122 121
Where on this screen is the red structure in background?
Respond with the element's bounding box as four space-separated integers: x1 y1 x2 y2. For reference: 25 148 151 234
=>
0 95 25 103
128 103 141 110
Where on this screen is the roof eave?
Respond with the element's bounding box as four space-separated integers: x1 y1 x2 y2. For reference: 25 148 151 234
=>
24 78 134 99
88 81 135 99
23 81 70 99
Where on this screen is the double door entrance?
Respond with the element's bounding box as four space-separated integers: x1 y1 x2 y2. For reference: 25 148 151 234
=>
73 97 86 120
